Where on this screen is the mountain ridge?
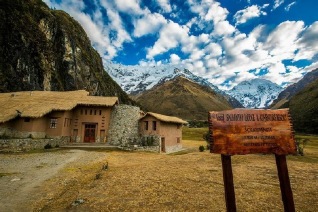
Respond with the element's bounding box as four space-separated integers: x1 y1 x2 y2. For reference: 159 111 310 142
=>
226 78 283 108
105 62 243 108
132 76 233 120
271 68 318 109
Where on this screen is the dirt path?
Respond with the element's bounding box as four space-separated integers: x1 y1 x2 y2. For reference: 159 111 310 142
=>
0 149 107 212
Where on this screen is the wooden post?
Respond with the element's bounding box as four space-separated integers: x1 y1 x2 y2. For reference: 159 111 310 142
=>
275 154 295 212
221 154 237 212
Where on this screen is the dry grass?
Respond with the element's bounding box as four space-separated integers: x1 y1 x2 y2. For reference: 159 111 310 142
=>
33 136 318 211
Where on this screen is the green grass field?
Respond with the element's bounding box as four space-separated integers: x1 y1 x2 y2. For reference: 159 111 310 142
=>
182 126 209 141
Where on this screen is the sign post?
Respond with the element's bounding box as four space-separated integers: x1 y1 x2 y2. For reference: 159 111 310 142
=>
208 109 296 212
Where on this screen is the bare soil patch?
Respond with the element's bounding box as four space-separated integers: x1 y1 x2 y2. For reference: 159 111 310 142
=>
0 149 107 211
1 139 318 211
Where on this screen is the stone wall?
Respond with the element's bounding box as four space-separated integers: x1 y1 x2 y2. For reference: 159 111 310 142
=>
165 144 183 154
107 105 140 146
0 137 70 152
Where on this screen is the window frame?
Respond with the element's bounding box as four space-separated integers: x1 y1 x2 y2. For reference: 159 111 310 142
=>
49 118 57 129
152 121 157 131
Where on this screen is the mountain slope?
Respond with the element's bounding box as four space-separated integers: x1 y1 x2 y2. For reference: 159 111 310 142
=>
287 78 318 133
105 62 243 108
0 0 133 104
132 76 233 120
271 68 318 109
227 79 283 108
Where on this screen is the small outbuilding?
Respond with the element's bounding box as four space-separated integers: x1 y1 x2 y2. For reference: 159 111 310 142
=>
139 112 187 153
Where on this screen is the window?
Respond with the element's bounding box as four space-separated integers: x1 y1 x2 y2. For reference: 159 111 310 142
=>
24 118 30 122
80 109 83 115
99 110 102 115
90 109 92 115
144 121 148 130
50 118 57 128
152 121 157 131
177 137 181 143
94 110 97 115
85 109 87 115
64 118 71 127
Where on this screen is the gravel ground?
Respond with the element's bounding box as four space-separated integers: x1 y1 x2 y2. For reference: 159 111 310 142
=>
0 149 107 212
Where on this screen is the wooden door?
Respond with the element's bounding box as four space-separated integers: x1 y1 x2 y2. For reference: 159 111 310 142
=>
161 137 165 153
100 130 106 143
72 129 78 143
84 124 96 143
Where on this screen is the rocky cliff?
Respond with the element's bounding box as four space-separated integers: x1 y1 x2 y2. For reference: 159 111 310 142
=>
0 0 133 104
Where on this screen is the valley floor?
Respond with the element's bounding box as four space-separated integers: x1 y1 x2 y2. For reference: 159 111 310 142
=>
0 137 318 211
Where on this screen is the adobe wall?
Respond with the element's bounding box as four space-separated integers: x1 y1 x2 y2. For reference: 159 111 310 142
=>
107 105 140 146
0 137 70 153
0 127 46 139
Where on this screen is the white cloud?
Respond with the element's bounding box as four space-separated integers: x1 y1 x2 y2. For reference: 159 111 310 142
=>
190 49 205 61
204 43 223 57
264 21 304 58
170 54 180 64
285 2 296 11
113 0 143 15
147 21 189 58
212 21 236 36
155 0 172 12
273 0 284 10
234 5 268 25
101 2 132 47
133 12 167 37
295 21 318 60
205 2 229 23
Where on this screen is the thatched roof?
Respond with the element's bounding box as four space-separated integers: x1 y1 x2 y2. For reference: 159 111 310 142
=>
141 112 187 124
0 90 118 123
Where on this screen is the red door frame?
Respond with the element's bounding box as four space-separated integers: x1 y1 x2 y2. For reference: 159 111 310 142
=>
84 124 96 143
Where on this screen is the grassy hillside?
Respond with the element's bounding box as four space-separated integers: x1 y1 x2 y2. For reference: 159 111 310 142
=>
271 68 318 109
133 76 233 120
288 78 318 133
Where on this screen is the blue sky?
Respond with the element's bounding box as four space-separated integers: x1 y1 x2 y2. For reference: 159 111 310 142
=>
43 0 318 90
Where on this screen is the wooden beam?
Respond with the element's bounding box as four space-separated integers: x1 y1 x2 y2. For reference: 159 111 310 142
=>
221 154 237 212
275 154 295 212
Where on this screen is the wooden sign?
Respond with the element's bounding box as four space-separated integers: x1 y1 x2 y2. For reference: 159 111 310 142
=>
209 109 296 155
209 109 296 212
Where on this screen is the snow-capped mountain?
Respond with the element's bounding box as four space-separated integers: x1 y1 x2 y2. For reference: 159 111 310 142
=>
226 79 283 108
104 62 222 95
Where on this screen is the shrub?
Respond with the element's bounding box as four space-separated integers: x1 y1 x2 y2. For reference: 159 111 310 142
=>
295 138 309 156
44 143 52 149
199 145 205 152
203 131 212 150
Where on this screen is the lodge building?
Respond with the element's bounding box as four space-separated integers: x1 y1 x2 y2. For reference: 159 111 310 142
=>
0 90 187 153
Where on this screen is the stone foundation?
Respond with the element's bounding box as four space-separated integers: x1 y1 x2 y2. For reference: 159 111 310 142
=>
0 137 70 152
